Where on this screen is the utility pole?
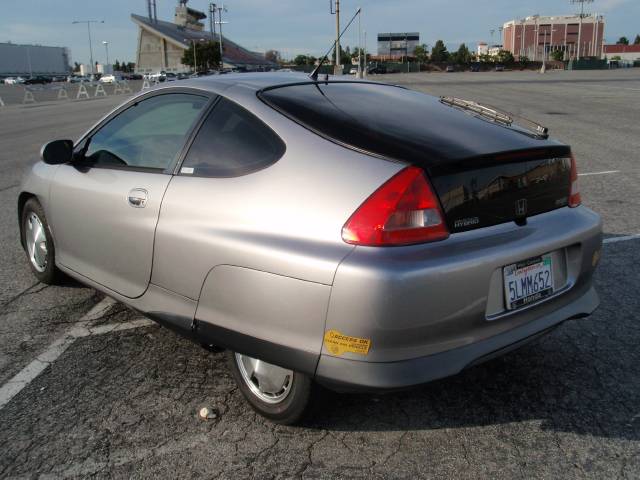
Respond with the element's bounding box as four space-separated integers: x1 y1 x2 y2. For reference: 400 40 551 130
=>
363 30 367 77
210 3 216 42
333 0 341 75
72 20 104 76
357 7 362 78
215 4 228 69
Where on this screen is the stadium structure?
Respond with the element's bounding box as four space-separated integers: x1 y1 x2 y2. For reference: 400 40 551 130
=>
132 0 277 74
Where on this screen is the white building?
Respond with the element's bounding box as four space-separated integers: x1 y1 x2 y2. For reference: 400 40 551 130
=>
477 42 488 56
488 45 503 57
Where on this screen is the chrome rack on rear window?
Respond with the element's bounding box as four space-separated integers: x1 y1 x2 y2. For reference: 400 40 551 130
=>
439 96 549 139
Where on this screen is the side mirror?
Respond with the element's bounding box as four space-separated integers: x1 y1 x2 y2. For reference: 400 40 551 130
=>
40 139 74 165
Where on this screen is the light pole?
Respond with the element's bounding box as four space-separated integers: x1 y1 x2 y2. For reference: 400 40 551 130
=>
571 0 594 60
72 20 104 76
102 41 110 70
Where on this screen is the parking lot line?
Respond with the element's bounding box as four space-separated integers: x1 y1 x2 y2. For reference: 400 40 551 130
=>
578 170 620 177
603 234 640 245
0 297 152 410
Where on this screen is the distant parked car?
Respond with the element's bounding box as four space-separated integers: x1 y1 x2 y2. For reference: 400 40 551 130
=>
124 73 143 80
367 65 387 74
99 74 120 84
5 76 26 85
470 63 481 72
445 65 455 73
147 71 167 82
349 68 358 75
165 72 177 82
51 75 67 82
495 64 505 72
24 76 52 85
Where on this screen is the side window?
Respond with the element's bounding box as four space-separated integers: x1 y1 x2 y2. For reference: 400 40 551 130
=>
83 93 208 171
180 97 285 178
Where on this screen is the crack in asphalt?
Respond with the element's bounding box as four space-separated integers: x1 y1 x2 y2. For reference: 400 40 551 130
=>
0 281 44 311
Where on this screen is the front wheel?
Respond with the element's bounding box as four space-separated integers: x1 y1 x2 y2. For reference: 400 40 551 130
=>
227 351 312 425
21 198 62 284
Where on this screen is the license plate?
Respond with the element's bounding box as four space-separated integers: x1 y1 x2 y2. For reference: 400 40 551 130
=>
503 256 554 310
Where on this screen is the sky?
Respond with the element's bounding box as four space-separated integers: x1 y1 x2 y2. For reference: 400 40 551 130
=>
1 0 638 65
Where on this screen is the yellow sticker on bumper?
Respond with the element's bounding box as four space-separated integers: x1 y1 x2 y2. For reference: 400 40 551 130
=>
324 330 371 356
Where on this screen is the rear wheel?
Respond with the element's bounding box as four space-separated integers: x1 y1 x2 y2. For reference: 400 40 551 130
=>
227 351 312 425
21 198 61 284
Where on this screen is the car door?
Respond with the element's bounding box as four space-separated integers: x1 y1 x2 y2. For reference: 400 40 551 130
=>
48 91 210 298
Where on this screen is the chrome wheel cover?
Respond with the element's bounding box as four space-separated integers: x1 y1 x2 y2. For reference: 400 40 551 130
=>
235 353 293 404
25 212 48 273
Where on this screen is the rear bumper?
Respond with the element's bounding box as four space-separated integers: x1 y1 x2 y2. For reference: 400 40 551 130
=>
317 206 602 391
316 285 599 392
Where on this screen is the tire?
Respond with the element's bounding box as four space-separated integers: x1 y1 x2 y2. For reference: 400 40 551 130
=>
21 198 62 284
226 350 312 425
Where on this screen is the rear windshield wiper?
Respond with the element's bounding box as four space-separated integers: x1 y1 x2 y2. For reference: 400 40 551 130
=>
440 96 549 139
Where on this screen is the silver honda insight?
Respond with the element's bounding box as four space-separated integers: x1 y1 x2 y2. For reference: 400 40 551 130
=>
19 73 602 424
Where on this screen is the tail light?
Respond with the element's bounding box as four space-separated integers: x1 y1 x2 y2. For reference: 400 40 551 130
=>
569 154 581 208
342 167 449 246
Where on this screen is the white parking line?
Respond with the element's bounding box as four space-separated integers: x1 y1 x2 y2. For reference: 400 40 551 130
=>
578 170 620 176
604 234 640 244
0 297 153 410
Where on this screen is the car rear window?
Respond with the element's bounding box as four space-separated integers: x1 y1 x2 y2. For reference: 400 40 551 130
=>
259 82 444 163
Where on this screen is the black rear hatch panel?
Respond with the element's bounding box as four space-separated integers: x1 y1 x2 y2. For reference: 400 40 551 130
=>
428 148 572 233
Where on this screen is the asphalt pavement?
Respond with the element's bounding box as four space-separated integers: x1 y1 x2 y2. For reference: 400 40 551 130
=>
0 69 638 479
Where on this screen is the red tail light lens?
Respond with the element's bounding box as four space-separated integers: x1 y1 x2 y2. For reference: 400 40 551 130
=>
569 154 581 208
342 167 449 246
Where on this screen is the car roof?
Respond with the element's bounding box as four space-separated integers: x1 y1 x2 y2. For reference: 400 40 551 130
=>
172 72 373 95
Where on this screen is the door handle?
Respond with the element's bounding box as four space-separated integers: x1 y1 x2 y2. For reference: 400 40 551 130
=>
127 188 148 208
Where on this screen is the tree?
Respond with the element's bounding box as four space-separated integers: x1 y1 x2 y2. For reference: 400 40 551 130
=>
331 45 353 65
430 40 449 63
452 43 471 64
413 44 429 62
293 54 317 66
294 54 308 66
114 60 121 72
73 62 81 73
551 50 564 61
496 49 515 64
265 49 281 64
617 36 629 45
634 34 640 45
181 41 221 71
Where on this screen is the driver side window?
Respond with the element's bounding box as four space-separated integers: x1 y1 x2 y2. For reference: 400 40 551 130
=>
82 93 208 171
